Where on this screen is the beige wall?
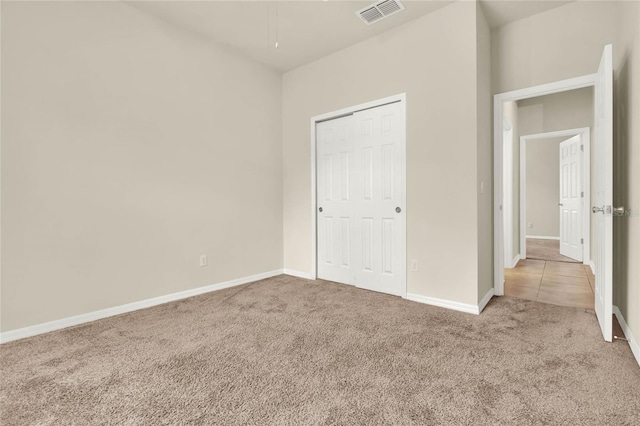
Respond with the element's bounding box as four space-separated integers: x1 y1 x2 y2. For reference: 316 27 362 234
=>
1 1 283 332
517 103 543 138
476 2 493 302
492 1 617 94
525 137 567 238
613 0 640 348
518 89 594 135
283 1 482 305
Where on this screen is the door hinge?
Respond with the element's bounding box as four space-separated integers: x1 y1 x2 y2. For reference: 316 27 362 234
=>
580 145 584 152
581 191 584 198
581 238 584 244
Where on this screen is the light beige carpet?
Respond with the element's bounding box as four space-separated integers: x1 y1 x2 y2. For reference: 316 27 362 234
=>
526 238 581 263
1 275 639 425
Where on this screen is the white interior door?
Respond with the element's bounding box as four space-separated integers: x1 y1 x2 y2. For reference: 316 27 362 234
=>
316 101 405 297
593 44 613 342
559 135 583 261
352 102 405 296
317 115 355 285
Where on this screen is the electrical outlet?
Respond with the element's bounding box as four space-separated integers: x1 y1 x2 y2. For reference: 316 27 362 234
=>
528 223 533 229
410 259 419 272
199 255 208 267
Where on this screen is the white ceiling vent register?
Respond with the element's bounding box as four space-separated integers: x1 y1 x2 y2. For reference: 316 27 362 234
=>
356 0 405 25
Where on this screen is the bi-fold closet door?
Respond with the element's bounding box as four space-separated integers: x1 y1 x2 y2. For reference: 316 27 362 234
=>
317 101 405 297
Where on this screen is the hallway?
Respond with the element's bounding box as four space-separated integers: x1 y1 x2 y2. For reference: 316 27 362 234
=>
505 259 595 309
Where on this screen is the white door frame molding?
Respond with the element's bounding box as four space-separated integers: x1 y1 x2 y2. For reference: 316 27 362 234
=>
519 128 591 264
502 118 516 268
493 75 596 295
310 93 407 296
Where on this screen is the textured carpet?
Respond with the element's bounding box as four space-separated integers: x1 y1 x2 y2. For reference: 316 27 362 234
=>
526 238 581 263
1 275 639 425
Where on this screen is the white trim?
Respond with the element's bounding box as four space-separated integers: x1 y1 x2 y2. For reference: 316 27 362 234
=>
586 260 596 275
520 128 589 141
510 254 521 269
310 116 317 280
311 94 406 123
399 97 407 299
0 269 284 344
494 74 597 296
497 74 597 103
310 93 407 297
478 288 495 313
613 305 640 367
519 128 591 264
526 235 561 240
283 269 313 280
503 118 514 267
406 293 483 315
520 136 526 259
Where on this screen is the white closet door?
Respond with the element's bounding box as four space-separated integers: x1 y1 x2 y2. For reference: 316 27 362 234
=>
559 135 583 261
316 116 356 285
353 102 405 296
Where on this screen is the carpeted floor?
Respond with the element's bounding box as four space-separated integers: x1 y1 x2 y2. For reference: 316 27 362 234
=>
526 238 581 263
1 275 639 425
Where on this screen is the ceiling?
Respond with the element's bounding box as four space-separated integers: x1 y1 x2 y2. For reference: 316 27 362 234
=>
129 0 575 73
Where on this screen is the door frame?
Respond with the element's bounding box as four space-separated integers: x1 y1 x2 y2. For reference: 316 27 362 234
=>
518 128 591 265
310 93 407 298
494 75 596 295
503 118 515 268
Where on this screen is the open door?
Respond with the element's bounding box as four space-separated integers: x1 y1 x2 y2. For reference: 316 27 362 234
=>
559 135 583 261
593 44 613 342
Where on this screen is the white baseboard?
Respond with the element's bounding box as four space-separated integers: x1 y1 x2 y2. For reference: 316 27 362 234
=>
283 269 313 280
526 235 560 240
509 254 521 269
478 288 495 313
0 269 285 344
406 293 482 315
613 305 640 367
586 260 596 275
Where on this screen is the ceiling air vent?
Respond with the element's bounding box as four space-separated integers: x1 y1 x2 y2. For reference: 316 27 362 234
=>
357 0 405 25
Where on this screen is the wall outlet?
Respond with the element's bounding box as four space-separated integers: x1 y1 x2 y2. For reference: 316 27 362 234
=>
410 259 419 272
528 223 533 229
199 255 208 267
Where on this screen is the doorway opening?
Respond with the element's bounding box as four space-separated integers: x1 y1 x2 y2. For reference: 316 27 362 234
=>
501 99 595 310
519 127 591 265
493 44 613 342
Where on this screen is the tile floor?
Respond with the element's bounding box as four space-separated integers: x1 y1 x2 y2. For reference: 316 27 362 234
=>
505 259 596 309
